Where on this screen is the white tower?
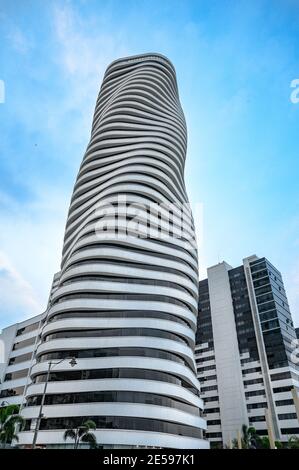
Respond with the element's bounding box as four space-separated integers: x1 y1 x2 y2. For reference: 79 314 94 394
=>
19 53 207 449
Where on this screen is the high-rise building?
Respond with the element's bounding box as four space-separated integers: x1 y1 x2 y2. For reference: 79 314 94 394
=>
195 255 299 448
0 273 60 406
16 53 207 448
0 314 42 406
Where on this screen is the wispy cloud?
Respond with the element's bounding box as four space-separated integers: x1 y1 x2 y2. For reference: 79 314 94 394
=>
0 2 129 329
1 0 299 331
0 184 69 328
0 250 40 325
51 2 129 141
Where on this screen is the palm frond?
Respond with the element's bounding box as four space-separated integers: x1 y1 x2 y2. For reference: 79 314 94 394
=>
81 432 96 443
63 429 76 441
83 420 96 430
81 432 97 449
77 420 96 438
0 405 20 426
78 425 89 438
6 414 24 428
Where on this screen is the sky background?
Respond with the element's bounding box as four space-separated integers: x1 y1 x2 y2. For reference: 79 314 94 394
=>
0 0 299 329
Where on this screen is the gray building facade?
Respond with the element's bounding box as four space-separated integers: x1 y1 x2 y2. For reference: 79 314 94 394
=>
196 255 299 448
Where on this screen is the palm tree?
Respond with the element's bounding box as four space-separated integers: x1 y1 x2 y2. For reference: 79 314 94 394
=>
240 424 260 449
63 420 97 449
287 436 299 449
0 404 24 448
257 436 283 449
258 436 270 449
232 426 285 449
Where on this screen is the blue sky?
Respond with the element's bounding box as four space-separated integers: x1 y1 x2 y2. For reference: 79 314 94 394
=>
0 0 299 329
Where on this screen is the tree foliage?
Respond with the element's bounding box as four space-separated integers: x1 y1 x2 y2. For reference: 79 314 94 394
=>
0 404 24 447
63 420 97 449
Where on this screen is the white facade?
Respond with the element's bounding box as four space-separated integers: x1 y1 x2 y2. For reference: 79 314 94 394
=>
0 314 43 407
207 262 248 445
15 53 207 448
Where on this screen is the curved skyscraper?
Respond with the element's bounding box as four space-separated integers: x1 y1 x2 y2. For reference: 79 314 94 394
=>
20 53 207 448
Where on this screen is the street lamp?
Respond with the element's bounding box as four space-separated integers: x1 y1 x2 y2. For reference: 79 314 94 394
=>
32 357 77 449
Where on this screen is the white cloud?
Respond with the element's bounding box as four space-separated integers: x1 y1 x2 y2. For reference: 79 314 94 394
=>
0 2 130 329
0 184 69 329
51 2 129 142
0 250 40 315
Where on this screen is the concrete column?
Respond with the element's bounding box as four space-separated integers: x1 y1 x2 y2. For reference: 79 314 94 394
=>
208 262 248 446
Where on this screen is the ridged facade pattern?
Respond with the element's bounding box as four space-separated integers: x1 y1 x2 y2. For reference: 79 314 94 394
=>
20 53 207 448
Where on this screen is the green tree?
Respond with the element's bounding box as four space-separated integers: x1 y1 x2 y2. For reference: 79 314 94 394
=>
287 436 299 449
63 420 97 449
232 425 285 449
240 424 260 449
231 438 238 449
259 436 270 449
274 440 283 449
0 404 24 448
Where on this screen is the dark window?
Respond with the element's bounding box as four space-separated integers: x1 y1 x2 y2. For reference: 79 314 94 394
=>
201 385 218 392
4 368 28 381
204 407 220 414
275 399 294 407
26 391 199 416
247 402 267 410
32 367 198 395
12 337 35 351
0 386 24 398
203 396 219 403
278 413 297 420
43 328 188 346
197 365 216 373
205 432 222 438
38 347 187 367
16 321 39 336
249 416 265 422
49 309 189 328
242 367 262 375
245 390 266 398
244 378 264 386
8 352 32 365
281 427 299 435
24 416 203 439
273 386 293 393
270 372 291 381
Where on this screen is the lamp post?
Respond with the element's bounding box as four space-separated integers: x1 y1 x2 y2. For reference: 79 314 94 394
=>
32 357 77 449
